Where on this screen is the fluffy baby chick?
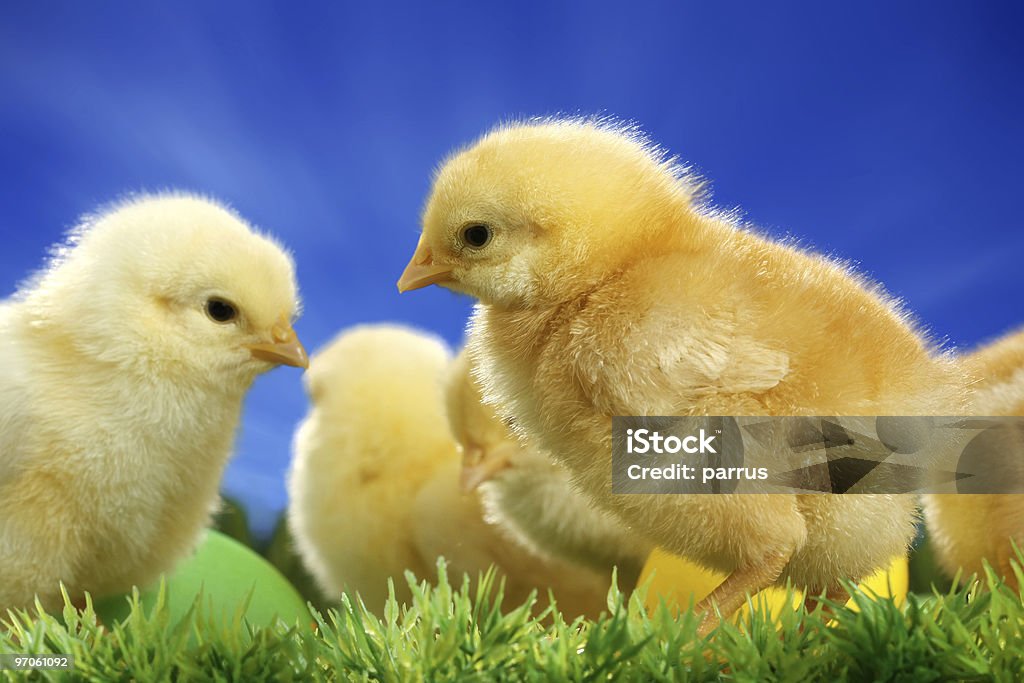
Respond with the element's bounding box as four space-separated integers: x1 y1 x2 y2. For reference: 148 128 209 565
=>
963 327 1024 415
288 325 453 610
399 118 969 634
445 349 653 588
287 324 611 618
0 194 307 613
924 327 1024 587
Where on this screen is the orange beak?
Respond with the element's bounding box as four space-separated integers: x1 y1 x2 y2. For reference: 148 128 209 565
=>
397 235 454 293
246 317 309 369
460 441 517 492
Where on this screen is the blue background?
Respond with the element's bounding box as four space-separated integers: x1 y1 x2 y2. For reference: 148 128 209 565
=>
2 2 1021 538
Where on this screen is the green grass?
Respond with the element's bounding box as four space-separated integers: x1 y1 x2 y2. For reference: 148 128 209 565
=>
3 561 1024 682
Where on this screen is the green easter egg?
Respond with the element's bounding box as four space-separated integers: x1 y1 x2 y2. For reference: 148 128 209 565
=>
94 530 309 628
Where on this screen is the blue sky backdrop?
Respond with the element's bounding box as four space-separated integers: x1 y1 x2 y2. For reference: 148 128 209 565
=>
2 2 1021 537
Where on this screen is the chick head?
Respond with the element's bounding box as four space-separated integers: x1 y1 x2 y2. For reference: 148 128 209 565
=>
22 193 307 386
398 117 703 307
444 349 526 491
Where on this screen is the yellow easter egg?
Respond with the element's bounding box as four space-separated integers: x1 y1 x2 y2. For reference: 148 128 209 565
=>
639 547 908 622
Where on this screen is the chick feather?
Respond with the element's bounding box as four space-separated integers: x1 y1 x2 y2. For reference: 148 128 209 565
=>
400 118 971 632
445 349 653 587
0 193 306 612
287 324 612 618
923 328 1024 586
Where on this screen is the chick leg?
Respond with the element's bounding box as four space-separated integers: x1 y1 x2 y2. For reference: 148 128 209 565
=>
803 585 849 621
693 551 791 637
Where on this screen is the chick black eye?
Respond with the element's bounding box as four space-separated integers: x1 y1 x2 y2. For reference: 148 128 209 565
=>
460 223 492 249
205 297 238 323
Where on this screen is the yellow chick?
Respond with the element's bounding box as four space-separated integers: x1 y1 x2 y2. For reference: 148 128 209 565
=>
288 324 452 610
287 324 611 618
0 194 307 613
445 349 654 588
923 327 1024 587
963 327 1024 415
398 118 969 634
